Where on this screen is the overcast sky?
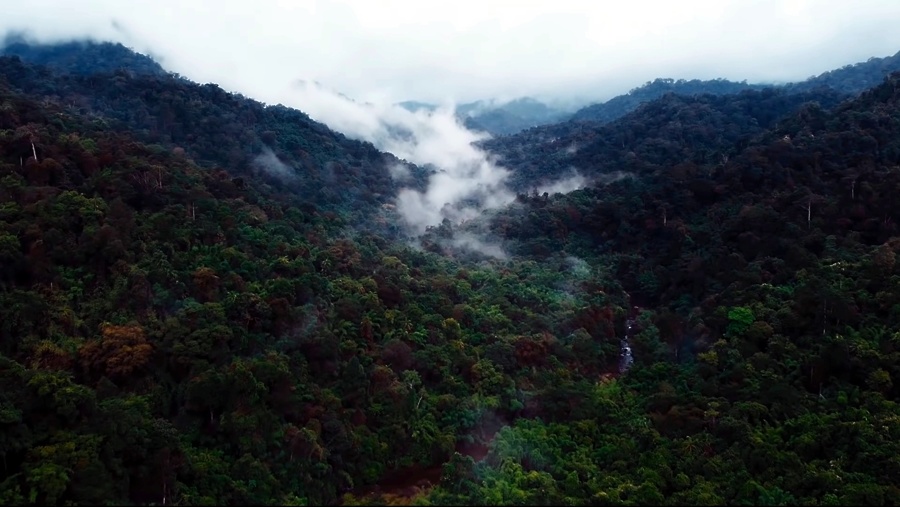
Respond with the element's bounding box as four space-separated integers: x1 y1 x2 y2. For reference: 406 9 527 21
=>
5 0 900 107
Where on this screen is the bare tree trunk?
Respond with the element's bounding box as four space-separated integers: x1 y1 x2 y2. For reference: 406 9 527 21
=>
31 142 38 162
807 200 812 229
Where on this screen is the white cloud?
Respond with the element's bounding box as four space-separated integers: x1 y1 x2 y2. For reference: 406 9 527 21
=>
252 147 295 181
566 255 590 279
272 81 515 235
533 168 634 196
536 170 588 196
451 233 508 260
388 163 412 182
3 0 900 105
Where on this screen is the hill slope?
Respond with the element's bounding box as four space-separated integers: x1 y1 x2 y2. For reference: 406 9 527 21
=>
570 77 759 124
569 50 900 127
787 49 900 94
1 37 167 77
0 54 632 505
484 86 849 190
424 74 900 505
0 52 430 228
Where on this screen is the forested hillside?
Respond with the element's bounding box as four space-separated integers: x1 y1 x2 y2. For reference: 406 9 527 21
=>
786 49 900 95
426 73 900 505
569 50 900 127
0 51 429 228
569 78 758 124
460 98 570 136
0 54 633 505
484 87 849 190
2 42 900 507
1 38 167 77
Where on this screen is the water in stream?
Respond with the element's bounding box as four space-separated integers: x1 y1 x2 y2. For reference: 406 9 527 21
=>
619 307 636 373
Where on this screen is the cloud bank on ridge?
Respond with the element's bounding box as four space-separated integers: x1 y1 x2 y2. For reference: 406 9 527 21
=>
278 81 518 236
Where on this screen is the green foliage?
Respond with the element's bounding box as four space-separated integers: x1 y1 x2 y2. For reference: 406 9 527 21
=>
726 306 755 337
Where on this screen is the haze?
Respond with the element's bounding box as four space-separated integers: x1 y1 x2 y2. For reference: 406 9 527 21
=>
5 0 900 107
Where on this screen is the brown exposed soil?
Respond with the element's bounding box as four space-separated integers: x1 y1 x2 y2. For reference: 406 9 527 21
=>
344 436 494 504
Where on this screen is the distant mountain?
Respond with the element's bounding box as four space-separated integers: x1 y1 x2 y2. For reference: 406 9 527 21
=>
483 86 849 191
398 96 570 136
397 100 438 113
569 50 900 127
785 49 900 95
462 97 570 136
484 49 900 191
406 52 900 138
570 78 760 124
0 36 167 76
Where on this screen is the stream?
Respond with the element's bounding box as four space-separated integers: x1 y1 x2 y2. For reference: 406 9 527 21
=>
620 306 637 373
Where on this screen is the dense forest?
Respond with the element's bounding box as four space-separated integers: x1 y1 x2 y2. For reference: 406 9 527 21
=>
483 87 850 190
569 78 759 124
568 49 900 127
2 41 900 506
0 41 431 229
0 37 167 77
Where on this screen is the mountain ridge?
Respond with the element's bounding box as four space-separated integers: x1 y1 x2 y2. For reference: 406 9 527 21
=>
8 38 899 138
0 48 431 231
568 49 900 126
1 36 167 77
